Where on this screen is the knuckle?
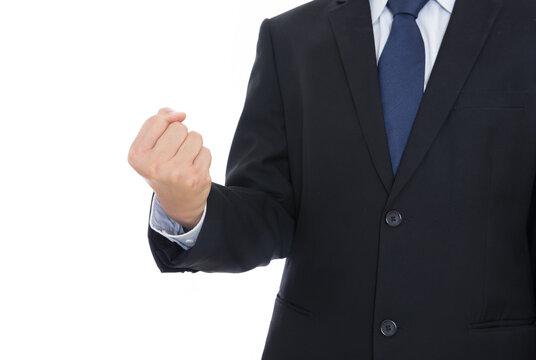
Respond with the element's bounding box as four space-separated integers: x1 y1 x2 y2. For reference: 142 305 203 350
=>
199 172 211 187
148 160 164 179
188 131 203 143
127 148 137 166
170 167 185 183
158 107 172 115
128 145 143 166
165 122 179 134
147 115 159 124
187 168 211 190
172 122 186 135
147 162 158 179
146 116 161 129
185 176 201 191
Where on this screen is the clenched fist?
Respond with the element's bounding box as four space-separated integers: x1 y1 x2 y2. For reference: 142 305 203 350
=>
128 108 212 229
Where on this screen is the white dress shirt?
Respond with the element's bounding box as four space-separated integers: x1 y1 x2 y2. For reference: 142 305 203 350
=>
149 0 456 250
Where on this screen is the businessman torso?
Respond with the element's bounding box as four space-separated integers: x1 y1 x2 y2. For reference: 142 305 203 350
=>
148 0 536 358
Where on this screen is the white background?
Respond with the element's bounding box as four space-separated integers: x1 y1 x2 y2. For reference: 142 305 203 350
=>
0 1 310 358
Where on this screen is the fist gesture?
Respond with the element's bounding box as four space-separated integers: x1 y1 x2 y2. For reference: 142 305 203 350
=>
128 108 212 229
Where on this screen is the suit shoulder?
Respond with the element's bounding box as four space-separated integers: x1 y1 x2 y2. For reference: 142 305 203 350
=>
267 0 333 27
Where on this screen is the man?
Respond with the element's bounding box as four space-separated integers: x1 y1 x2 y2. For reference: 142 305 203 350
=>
128 0 536 358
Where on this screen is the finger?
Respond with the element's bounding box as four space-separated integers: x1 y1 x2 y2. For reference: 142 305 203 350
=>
193 146 212 172
172 131 203 165
132 110 186 151
157 107 176 116
152 121 188 161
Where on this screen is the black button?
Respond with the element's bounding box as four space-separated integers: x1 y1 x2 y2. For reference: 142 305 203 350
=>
380 319 398 336
385 210 402 227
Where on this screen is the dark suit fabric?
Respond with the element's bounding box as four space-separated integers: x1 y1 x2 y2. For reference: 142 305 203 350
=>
148 0 536 358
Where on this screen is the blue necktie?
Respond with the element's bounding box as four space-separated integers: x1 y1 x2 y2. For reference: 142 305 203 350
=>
378 0 429 175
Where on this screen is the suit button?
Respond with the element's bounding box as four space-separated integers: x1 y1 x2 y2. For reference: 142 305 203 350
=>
385 210 402 227
380 319 398 336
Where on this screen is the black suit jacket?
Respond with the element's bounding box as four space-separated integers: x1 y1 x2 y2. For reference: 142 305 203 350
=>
147 0 536 358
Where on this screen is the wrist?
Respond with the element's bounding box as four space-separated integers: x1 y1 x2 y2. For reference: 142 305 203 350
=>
153 191 206 229
173 210 203 230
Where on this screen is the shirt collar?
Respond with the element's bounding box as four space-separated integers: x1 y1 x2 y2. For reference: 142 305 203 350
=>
370 0 456 23
436 0 456 14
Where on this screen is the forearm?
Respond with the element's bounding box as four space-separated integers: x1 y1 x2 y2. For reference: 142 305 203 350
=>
148 181 295 273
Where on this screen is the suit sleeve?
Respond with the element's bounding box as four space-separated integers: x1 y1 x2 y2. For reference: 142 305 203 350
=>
529 174 536 303
147 18 296 273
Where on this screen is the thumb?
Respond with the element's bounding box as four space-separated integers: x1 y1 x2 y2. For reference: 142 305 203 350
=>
158 107 187 123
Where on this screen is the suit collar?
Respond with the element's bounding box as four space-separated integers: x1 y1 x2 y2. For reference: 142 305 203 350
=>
329 0 503 208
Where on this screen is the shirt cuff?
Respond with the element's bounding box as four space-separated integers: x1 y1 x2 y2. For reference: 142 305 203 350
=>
149 192 207 250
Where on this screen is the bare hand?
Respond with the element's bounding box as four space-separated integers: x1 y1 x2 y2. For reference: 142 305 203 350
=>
128 108 212 229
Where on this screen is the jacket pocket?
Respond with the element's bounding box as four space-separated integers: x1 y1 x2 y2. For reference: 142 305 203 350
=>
453 90 528 110
468 317 536 332
275 293 312 317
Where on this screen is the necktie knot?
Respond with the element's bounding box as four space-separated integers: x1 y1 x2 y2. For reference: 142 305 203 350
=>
387 0 430 18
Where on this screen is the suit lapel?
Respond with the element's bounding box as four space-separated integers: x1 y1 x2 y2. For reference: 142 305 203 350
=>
329 0 395 193
328 0 503 209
